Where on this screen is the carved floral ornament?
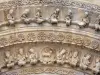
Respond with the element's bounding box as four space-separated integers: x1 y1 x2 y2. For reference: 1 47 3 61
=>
0 30 99 51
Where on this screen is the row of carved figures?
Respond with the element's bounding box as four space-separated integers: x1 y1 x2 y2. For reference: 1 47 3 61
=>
1 47 100 74
1 7 100 31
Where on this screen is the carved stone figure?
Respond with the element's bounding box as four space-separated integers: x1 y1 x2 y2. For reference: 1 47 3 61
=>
57 49 66 64
21 9 30 24
79 12 90 28
28 48 38 65
65 49 72 63
70 51 79 66
93 58 100 73
7 7 15 25
40 47 55 64
98 15 100 25
35 8 44 24
50 8 60 24
80 54 91 70
5 51 14 68
65 10 72 26
17 48 26 66
94 15 100 31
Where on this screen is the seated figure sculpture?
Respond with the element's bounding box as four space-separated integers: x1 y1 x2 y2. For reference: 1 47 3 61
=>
70 51 79 66
5 51 15 68
50 8 60 24
78 12 90 28
35 8 44 24
21 9 30 24
17 48 26 66
93 58 100 74
57 49 66 64
65 10 72 26
7 7 15 25
80 54 91 70
28 48 38 65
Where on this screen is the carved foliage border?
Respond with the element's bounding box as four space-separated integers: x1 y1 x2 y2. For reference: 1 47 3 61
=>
0 30 99 52
1 66 88 75
0 0 100 13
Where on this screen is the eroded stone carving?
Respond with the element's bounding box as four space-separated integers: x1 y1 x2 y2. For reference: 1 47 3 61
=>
17 48 26 66
79 12 90 28
35 8 44 24
40 47 55 64
65 10 72 26
57 49 66 64
21 9 30 24
65 49 72 64
0 31 99 51
92 58 100 73
80 54 91 70
70 51 79 66
5 51 14 68
50 8 60 24
27 48 38 65
7 7 16 25
95 15 100 31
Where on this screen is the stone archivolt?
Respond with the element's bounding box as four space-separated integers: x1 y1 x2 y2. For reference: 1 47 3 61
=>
0 28 99 75
0 45 99 75
0 6 100 31
0 0 100 75
0 30 99 51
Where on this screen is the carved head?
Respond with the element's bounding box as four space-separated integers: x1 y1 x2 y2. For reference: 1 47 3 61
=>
23 9 30 15
68 10 72 16
73 51 78 57
35 8 42 18
37 8 41 12
96 58 100 63
19 48 24 55
60 49 66 55
86 54 91 59
5 51 10 58
55 8 60 14
9 7 15 14
84 12 89 18
29 48 34 53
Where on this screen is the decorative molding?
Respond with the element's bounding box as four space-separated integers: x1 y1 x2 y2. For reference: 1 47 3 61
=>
0 29 99 51
0 66 89 75
0 0 100 13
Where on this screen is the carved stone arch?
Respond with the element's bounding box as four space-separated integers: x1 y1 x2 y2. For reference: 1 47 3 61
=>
0 0 100 75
